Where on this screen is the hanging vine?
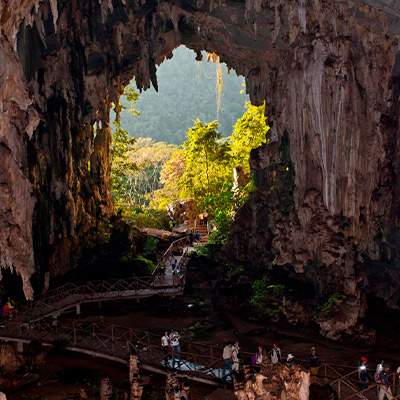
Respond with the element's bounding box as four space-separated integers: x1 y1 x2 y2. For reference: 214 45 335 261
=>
215 56 223 120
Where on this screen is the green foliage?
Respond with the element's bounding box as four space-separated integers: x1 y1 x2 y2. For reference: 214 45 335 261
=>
181 317 213 340
143 236 159 256
179 120 232 210
231 102 269 172
123 207 171 230
250 277 285 320
320 293 343 317
110 86 140 211
134 255 157 274
116 46 248 144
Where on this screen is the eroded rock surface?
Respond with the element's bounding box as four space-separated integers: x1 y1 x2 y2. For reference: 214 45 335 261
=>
234 363 310 400
0 0 399 340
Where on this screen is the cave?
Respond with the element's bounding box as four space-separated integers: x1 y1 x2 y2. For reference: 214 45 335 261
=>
2 0 400 345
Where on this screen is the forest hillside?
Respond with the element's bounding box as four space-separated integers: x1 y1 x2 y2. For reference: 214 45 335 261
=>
117 46 248 144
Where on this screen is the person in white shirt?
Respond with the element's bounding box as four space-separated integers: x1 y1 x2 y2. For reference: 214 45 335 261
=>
222 342 233 378
169 329 181 368
161 331 170 363
232 340 240 372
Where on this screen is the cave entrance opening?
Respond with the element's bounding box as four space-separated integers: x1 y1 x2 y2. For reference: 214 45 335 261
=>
107 45 268 235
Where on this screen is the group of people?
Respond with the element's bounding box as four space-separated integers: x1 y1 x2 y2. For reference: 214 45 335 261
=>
198 211 208 226
0 297 16 327
222 342 299 378
358 357 400 399
161 330 182 368
188 230 201 246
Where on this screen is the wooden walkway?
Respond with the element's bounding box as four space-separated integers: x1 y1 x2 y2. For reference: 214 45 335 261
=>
14 237 190 322
0 318 398 397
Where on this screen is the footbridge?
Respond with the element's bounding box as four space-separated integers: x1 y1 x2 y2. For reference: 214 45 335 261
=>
0 318 397 398
14 236 191 322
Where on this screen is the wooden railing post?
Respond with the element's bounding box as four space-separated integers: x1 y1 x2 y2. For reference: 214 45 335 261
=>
73 321 77 346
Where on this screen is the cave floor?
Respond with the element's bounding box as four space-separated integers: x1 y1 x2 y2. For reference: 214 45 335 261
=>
7 290 400 400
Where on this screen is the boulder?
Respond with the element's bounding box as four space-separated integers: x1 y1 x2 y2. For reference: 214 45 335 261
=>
0 344 24 374
166 200 199 233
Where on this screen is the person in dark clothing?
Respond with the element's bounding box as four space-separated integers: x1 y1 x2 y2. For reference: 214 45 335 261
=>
310 347 320 384
195 232 200 243
378 365 393 400
358 357 369 392
188 231 194 245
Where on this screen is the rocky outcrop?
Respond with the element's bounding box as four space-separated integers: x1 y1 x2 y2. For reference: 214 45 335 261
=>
167 199 199 233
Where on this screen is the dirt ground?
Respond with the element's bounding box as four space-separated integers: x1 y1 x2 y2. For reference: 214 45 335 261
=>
8 349 217 400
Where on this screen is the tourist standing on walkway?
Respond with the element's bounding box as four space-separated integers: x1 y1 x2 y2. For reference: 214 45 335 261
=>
376 359 385 382
232 340 240 373
286 354 295 366
188 231 194 246
357 357 369 391
195 232 200 243
203 210 208 225
161 331 170 364
309 347 320 384
270 343 281 364
222 342 233 378
169 329 181 368
251 346 263 367
378 365 394 400
198 213 204 225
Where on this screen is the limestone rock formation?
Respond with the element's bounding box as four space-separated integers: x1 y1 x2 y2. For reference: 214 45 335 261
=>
165 371 190 400
234 363 310 400
167 199 199 233
0 0 399 340
0 344 24 374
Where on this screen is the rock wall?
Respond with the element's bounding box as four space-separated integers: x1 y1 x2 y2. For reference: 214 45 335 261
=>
0 1 399 337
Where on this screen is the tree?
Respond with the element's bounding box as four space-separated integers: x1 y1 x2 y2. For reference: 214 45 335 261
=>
231 102 269 172
179 120 232 210
110 86 140 210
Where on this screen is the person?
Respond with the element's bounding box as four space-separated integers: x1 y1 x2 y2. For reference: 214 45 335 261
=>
232 340 240 373
188 230 194 246
198 213 204 225
310 347 320 384
286 354 295 366
270 343 281 364
169 329 181 368
172 258 177 272
2 302 9 325
378 364 394 400
203 210 208 225
358 357 369 392
251 346 263 368
375 359 385 383
222 342 233 378
195 232 200 243
161 331 170 365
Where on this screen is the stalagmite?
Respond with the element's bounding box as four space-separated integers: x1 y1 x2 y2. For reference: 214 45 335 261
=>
165 371 190 400
100 377 113 400
129 353 143 400
233 363 310 400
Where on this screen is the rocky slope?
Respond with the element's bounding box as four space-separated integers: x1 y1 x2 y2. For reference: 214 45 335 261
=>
0 0 399 340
